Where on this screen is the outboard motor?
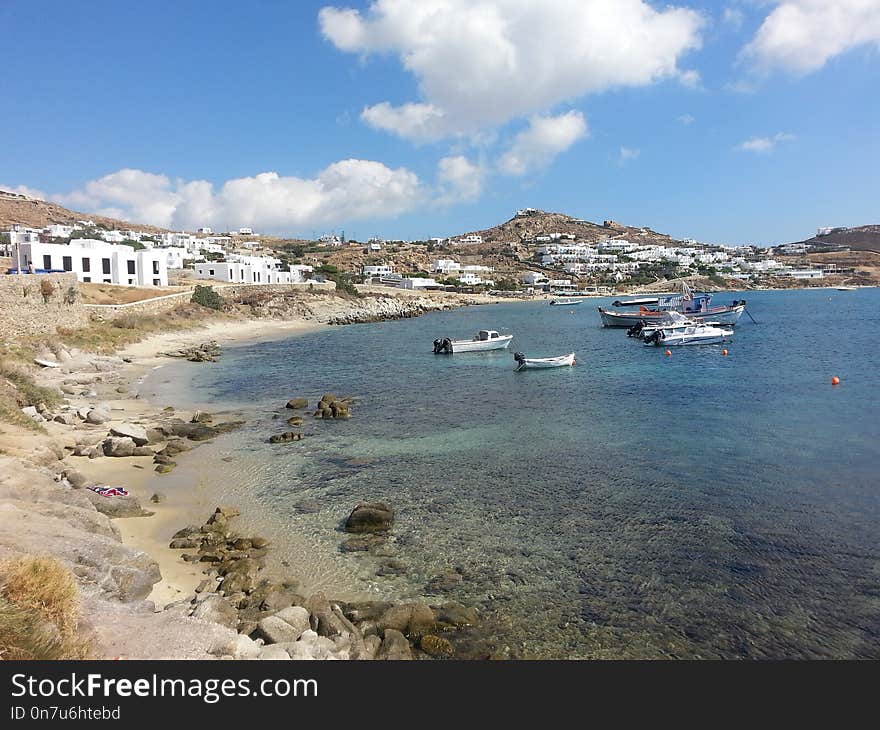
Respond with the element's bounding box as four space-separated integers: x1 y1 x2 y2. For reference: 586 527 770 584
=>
645 330 664 346
513 352 526 364
626 321 645 338
433 337 453 354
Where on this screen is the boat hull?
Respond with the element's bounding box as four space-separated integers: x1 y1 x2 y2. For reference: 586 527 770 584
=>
450 336 513 352
644 334 728 346
516 353 576 369
599 304 744 328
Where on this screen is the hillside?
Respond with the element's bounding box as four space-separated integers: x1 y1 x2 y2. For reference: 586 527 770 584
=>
0 189 170 233
789 225 880 253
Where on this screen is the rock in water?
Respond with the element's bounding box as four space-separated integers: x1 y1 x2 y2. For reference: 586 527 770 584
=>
344 501 394 533
285 398 309 409
268 431 304 444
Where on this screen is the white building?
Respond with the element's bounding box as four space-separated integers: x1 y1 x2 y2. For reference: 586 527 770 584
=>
194 254 308 284
44 224 75 239
778 268 824 279
433 259 461 275
238 227 253 235
396 277 441 290
362 264 395 278
197 227 213 234
15 240 168 286
456 234 483 245
458 271 494 286
521 271 549 286
161 246 195 269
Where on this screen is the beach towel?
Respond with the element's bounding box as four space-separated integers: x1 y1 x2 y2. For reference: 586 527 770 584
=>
88 485 130 497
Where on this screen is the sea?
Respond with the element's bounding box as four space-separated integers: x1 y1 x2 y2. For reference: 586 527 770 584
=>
143 288 880 658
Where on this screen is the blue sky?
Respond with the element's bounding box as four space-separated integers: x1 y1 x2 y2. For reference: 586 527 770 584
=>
1 0 878 245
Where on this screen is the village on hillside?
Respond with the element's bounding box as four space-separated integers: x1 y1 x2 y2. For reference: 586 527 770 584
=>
1 189 876 301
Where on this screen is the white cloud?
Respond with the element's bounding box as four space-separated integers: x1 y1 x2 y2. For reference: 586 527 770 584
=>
498 111 588 176
320 0 705 141
618 146 641 164
51 162 424 233
742 0 880 73
0 183 47 200
736 131 795 152
678 113 696 125
435 155 485 205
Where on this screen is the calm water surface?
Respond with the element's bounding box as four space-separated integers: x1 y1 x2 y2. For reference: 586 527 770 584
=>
145 289 880 658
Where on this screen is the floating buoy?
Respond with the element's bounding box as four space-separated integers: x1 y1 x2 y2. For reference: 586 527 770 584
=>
831 376 840 385
721 349 728 356
665 350 672 356
569 309 574 314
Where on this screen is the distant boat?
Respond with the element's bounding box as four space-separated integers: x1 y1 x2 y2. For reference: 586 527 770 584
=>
514 351 576 371
549 298 582 306
835 286 857 291
599 285 745 327
433 329 513 353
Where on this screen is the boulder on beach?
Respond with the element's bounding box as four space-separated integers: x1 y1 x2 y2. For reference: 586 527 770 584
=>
85 490 155 518
285 398 309 410
102 436 136 458
110 423 150 446
191 595 239 630
344 501 394 534
420 634 455 658
86 407 111 425
376 629 413 660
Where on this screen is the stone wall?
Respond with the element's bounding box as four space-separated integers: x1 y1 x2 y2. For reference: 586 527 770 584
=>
84 280 336 319
0 273 89 336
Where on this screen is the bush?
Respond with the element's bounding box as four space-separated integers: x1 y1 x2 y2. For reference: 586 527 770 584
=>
0 557 94 660
39 279 55 303
191 285 225 310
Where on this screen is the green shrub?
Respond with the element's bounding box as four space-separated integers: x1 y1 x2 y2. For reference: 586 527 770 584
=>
191 285 225 310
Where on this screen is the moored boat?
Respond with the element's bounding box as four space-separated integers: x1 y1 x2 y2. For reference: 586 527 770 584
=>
599 287 746 327
549 298 582 306
641 313 733 347
514 352 576 370
433 329 513 353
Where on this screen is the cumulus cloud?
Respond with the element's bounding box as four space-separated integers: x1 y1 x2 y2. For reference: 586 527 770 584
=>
0 183 47 200
723 6 745 29
618 146 641 164
742 0 880 73
498 111 588 176
435 155 485 205
736 132 795 152
678 113 696 125
51 162 424 233
320 0 704 141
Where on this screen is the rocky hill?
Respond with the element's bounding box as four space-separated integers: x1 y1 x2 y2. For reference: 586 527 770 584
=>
0 189 170 233
788 225 880 253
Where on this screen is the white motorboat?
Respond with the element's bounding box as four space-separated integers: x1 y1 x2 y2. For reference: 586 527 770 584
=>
835 286 857 291
514 351 576 370
433 329 513 353
641 312 732 347
549 298 582 306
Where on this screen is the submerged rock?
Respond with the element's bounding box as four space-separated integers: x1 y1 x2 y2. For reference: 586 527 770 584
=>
344 501 394 534
268 431 304 444
285 398 309 409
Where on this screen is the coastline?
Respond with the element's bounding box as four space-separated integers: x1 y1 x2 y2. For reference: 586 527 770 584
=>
1 288 505 659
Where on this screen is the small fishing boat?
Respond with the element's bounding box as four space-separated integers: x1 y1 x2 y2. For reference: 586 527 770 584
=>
549 298 582 306
433 329 513 353
514 351 576 370
598 284 746 327
642 312 732 347
835 286 857 291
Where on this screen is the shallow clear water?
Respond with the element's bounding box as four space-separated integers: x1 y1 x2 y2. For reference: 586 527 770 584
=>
145 289 880 658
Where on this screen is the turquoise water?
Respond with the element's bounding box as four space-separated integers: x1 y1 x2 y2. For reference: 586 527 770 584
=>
146 289 880 658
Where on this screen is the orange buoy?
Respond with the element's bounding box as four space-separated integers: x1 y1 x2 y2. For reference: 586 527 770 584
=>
721 349 728 356
664 349 672 357
831 376 840 385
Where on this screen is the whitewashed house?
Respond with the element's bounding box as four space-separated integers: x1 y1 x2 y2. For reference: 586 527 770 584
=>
194 254 306 284
521 271 549 286
362 264 395 279
162 246 195 269
396 277 441 290
197 227 213 234
432 259 461 275
44 224 75 239
456 234 482 245
15 240 168 286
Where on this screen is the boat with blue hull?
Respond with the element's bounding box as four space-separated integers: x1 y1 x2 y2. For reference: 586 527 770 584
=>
598 286 745 327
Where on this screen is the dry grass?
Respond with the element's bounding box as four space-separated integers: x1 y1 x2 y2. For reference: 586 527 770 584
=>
0 557 94 660
0 363 63 432
56 303 222 353
78 282 190 305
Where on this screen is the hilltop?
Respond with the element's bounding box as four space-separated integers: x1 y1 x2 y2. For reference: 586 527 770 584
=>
787 224 880 253
0 189 170 234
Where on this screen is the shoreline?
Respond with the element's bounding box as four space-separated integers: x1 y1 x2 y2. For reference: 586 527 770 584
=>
1 288 503 659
